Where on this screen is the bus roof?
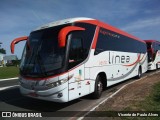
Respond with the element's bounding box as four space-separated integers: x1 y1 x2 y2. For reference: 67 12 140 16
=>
144 40 160 44
78 19 145 43
33 17 145 43
34 17 94 31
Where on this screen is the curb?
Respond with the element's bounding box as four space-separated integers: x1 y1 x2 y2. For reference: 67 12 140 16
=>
0 77 19 81
0 85 19 91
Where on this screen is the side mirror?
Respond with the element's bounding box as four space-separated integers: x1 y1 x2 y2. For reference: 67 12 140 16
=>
10 36 28 54
58 26 85 48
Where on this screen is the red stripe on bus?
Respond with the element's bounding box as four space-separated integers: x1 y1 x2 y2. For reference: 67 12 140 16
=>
92 26 100 49
123 54 141 67
140 54 145 62
21 61 82 81
22 71 68 81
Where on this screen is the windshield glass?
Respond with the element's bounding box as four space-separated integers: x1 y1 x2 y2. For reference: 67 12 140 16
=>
147 42 152 49
20 25 68 77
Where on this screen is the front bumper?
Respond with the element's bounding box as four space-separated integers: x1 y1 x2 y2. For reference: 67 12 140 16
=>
20 83 68 103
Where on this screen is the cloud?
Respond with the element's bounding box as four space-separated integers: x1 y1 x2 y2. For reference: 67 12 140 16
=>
0 0 160 58
121 17 160 32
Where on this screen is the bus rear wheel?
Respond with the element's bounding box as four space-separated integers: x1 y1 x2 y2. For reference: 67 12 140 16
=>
92 76 103 99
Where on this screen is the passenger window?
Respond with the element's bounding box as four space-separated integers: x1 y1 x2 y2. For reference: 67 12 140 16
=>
68 38 84 68
95 27 146 55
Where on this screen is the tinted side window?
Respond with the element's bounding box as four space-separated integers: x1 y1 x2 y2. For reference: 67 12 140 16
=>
69 37 84 69
75 23 96 58
155 42 160 51
147 42 152 49
153 42 156 51
95 27 146 54
158 43 160 50
68 23 96 69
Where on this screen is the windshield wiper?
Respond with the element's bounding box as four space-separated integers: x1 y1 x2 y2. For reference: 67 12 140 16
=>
36 52 48 77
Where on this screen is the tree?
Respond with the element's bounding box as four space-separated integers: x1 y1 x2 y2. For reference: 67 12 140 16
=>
0 42 6 54
0 48 6 54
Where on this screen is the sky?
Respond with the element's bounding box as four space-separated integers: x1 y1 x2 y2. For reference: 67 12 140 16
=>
0 0 160 59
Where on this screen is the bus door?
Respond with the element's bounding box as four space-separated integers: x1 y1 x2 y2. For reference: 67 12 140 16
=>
68 37 90 101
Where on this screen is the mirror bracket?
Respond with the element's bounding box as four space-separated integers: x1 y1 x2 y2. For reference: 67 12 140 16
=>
10 36 28 54
58 26 85 47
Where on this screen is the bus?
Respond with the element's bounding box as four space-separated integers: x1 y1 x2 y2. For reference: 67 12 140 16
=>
145 40 160 70
11 17 148 102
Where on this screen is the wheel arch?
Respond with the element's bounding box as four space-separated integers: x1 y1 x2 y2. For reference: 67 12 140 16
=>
96 72 107 90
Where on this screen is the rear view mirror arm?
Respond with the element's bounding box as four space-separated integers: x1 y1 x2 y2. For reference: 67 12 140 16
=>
10 36 28 54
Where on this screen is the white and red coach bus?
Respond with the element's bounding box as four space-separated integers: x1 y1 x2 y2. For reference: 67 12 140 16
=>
11 17 147 102
145 40 160 70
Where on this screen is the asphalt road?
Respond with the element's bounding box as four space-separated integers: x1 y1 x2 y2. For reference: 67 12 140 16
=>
0 79 18 88
0 70 158 120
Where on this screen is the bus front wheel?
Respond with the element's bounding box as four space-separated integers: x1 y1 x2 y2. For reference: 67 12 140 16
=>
92 76 103 99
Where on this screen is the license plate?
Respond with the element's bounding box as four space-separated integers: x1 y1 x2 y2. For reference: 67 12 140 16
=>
29 92 38 97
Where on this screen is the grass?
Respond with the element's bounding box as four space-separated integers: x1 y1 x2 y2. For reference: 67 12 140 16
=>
122 82 160 120
138 82 160 111
0 66 19 79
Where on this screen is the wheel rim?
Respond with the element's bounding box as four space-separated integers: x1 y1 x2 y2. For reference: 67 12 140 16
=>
97 81 103 94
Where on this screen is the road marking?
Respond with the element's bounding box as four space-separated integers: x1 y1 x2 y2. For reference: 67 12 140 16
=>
0 85 19 91
0 77 18 82
77 70 160 120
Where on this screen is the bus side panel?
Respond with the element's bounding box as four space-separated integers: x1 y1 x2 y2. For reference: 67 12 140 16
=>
141 53 148 73
156 50 160 68
68 64 91 101
87 51 147 88
154 50 160 69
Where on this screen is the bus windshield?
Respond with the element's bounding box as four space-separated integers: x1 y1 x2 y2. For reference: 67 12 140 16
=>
19 23 96 78
147 42 152 49
20 25 68 77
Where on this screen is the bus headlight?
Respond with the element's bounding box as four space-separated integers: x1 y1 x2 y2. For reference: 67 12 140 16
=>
46 74 74 88
46 78 68 88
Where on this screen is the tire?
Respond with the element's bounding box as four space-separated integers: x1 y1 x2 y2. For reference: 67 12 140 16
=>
156 64 159 69
136 67 142 79
92 76 103 99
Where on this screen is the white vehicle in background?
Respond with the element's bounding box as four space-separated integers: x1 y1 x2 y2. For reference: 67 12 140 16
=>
145 40 160 70
11 17 148 102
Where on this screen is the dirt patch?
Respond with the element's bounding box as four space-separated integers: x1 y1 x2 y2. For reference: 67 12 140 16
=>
83 71 160 120
96 71 160 111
